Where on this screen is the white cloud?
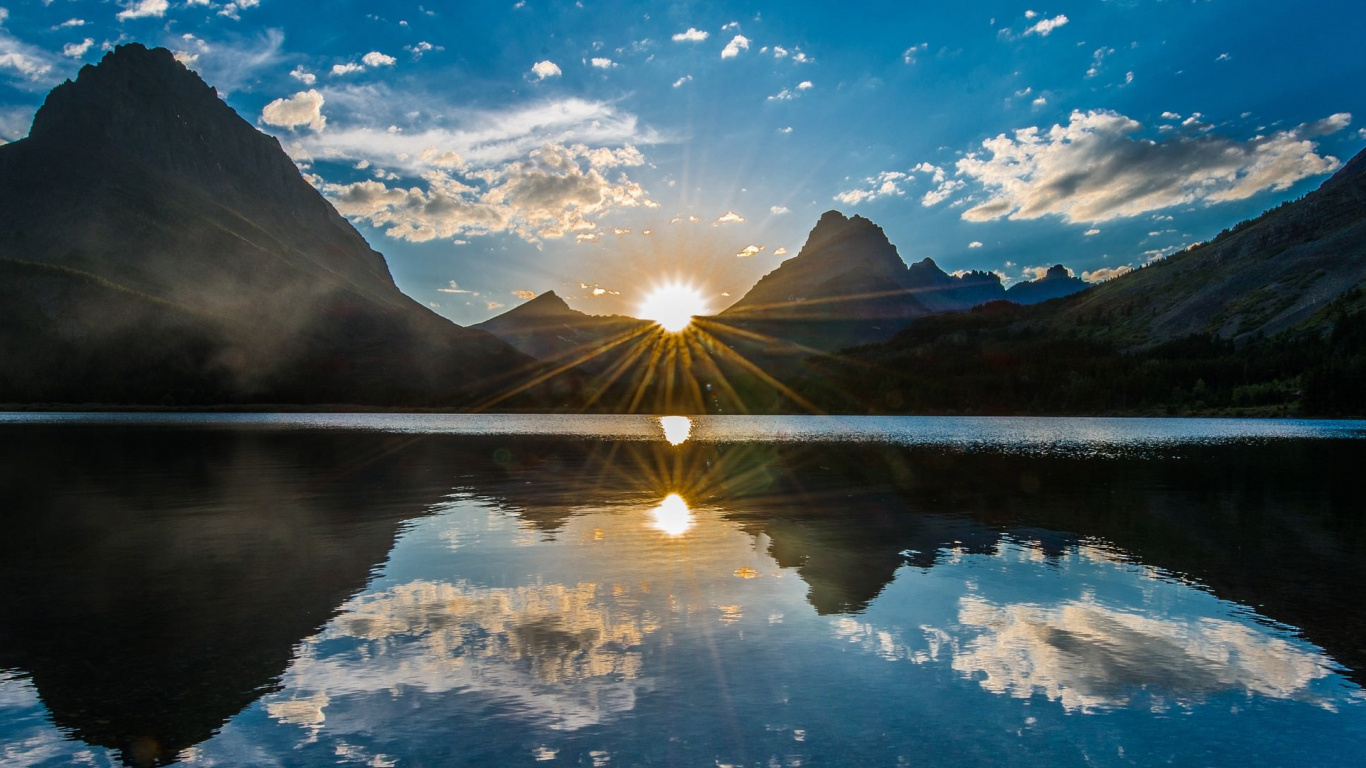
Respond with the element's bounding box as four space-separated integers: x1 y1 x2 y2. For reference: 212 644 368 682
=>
1023 14 1068 37
835 170 909 205
968 241 983 248
331 62 364 76
61 38 94 58
956 109 1350 224
1217 52 1231 62
778 126 793 134
590 57 616 69
1160 111 1181 121
797 80 813 90
767 89 796 101
361 51 396 67
773 247 788 256
1082 265 1133 282
721 21 740 31
903 43 928 64
486 301 505 310
261 89 326 132
116 0 168 21
713 211 745 225
770 205 789 214
531 60 561 79
672 75 692 87
1084 228 1100 236
512 289 536 299
290 65 316 85
672 28 709 42
406 41 438 60
720 35 750 59
437 281 473 294
321 142 655 244
58 18 86 28
736 244 765 258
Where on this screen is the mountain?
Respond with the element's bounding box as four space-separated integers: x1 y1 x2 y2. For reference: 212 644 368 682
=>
716 211 1087 353
1005 264 1088 305
473 290 649 366
0 44 536 407
1053 146 1366 346
793 148 1366 416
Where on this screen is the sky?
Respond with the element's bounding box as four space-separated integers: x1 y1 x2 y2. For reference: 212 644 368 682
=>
2 0 1364 325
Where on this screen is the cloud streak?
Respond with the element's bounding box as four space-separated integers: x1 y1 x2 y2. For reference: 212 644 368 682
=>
955 110 1350 224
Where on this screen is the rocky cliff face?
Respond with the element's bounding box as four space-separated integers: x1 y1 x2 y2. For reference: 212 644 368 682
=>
0 44 536 406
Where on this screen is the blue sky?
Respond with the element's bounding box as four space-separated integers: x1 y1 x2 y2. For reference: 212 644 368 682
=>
2 0 1364 324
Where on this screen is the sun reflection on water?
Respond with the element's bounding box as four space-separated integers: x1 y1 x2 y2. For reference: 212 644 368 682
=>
658 416 692 446
648 493 694 536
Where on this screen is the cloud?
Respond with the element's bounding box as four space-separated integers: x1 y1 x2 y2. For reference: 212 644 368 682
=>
437 281 474 294
116 0 168 21
1082 265 1133 283
672 28 709 42
797 80 813 90
721 35 750 59
835 170 908 205
914 162 965 206
531 60 561 79
406 41 438 60
61 38 94 58
770 205 789 214
176 29 285 94
320 142 657 244
57 18 86 28
290 95 658 169
290 65 316 85
590 57 616 69
361 51 396 67
1084 228 1100 236
486 301 505 310
1023 14 1068 37
512 289 537 299
773 247 788 256
956 110 1350 224
261 90 326 131
672 75 692 87
217 0 261 21
736 244 765 258
968 241 983 248
713 211 745 225
332 62 364 76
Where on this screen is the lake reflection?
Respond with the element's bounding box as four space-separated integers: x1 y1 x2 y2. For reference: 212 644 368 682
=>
2 415 1365 766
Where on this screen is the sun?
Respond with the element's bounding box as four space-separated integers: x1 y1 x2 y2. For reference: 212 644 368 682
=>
638 283 711 333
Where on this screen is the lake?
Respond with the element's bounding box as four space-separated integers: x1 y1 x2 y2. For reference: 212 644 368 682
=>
2 414 1366 767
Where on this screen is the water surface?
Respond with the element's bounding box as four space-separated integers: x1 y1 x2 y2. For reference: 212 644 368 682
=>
2 415 1365 766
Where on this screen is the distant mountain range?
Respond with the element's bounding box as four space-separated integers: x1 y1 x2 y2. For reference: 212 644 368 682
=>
0 44 537 407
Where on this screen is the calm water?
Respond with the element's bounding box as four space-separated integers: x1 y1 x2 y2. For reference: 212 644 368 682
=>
2 414 1366 767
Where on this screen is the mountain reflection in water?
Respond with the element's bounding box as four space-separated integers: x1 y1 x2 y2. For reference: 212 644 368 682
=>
1 416 1365 767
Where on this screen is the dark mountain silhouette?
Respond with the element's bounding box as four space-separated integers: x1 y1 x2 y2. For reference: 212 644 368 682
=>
1053 146 1366 347
0 44 536 407
473 290 649 367
1005 264 1088 304
716 211 1085 352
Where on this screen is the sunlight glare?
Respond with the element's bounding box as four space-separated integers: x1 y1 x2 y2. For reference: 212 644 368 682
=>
649 493 694 536
638 283 710 333
659 415 693 445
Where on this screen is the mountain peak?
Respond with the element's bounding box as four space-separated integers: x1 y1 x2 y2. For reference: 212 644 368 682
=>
513 290 580 317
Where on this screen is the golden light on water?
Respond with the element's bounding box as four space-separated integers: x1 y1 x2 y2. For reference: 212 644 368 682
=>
658 415 692 445
648 493 694 536
638 283 710 333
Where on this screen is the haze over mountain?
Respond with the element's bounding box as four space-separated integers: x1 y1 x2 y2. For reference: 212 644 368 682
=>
473 290 649 367
0 44 535 407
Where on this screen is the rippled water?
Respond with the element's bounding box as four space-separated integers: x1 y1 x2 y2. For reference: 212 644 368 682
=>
2 414 1365 767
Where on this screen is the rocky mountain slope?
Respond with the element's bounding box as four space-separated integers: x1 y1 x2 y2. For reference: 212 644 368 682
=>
0 44 535 406
1054 146 1366 347
473 290 649 366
